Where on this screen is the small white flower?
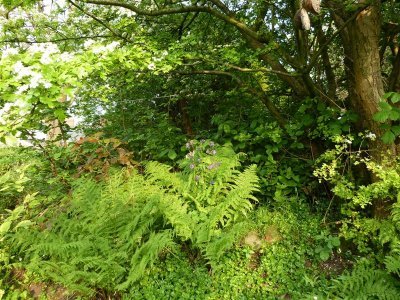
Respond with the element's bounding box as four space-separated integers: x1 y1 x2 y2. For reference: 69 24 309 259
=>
92 46 105 54
105 41 120 51
46 44 59 54
366 132 376 140
13 61 25 73
59 52 74 62
148 63 156 70
29 72 43 88
40 53 52 65
28 44 44 53
42 81 52 88
2 47 18 58
84 40 95 49
16 84 29 94
344 138 352 144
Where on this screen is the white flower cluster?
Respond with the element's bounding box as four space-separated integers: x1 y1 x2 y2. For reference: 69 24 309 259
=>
13 61 52 93
365 132 376 140
28 43 59 54
27 44 60 65
1 47 19 59
147 50 169 70
343 138 352 145
58 52 74 62
0 99 31 124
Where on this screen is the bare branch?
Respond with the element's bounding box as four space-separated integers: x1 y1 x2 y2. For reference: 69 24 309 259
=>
225 64 301 77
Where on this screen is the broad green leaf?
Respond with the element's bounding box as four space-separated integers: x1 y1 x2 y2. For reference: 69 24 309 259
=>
391 125 400 136
0 220 12 235
54 109 66 122
168 149 177 160
391 93 400 103
383 92 394 100
379 101 392 110
331 237 340 247
15 220 34 229
373 111 388 122
382 130 396 144
388 110 400 121
319 251 330 261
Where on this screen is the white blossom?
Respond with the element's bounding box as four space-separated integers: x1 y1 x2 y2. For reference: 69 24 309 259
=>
16 84 29 94
148 63 156 70
366 132 376 140
105 41 120 51
92 46 104 54
84 40 95 49
29 72 44 88
13 61 25 73
59 52 74 62
40 52 53 64
13 62 36 79
42 81 52 88
344 138 352 145
91 41 120 54
1 47 19 58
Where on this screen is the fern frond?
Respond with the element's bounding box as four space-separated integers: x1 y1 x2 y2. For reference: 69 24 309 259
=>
329 263 399 299
117 230 175 290
209 165 259 228
204 221 249 266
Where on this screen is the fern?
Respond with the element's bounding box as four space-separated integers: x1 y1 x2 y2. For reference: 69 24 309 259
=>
2 143 259 295
327 262 400 300
384 195 400 276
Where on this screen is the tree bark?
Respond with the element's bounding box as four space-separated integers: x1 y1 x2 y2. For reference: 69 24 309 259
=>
340 1 397 217
345 2 394 160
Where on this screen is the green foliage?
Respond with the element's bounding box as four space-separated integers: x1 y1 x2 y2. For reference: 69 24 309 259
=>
128 201 328 299
373 92 400 143
0 147 44 212
1 143 259 296
325 261 399 299
1 0 400 297
313 231 341 261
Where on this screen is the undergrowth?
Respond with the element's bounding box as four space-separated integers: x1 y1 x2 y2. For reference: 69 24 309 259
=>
1 142 400 299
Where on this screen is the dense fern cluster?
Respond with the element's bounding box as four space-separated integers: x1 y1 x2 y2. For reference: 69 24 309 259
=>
1 144 259 296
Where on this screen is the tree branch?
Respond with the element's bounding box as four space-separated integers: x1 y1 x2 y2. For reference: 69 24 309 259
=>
225 64 301 77
305 6 367 73
83 0 263 42
208 0 231 15
176 69 287 128
69 0 131 42
0 35 114 44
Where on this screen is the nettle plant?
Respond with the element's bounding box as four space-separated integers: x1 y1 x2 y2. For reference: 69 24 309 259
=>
373 92 400 143
1 142 259 295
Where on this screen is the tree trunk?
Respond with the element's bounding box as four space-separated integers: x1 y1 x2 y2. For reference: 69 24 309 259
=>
177 98 194 137
346 2 392 160
344 1 396 217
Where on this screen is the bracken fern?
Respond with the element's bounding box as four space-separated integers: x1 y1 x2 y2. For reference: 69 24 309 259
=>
2 143 259 295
